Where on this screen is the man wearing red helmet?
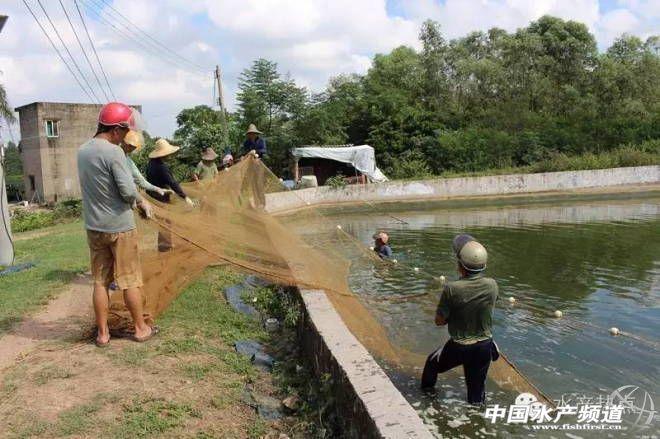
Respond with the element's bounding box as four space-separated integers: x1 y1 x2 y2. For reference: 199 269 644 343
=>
77 102 157 347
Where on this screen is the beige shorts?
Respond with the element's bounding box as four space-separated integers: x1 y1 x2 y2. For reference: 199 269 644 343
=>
87 229 143 290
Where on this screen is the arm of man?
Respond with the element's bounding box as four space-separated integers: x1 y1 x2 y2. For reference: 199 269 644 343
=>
109 149 139 204
435 284 451 326
128 157 163 194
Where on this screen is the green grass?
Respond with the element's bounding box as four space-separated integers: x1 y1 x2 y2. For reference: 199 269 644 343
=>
55 401 102 436
0 221 87 334
112 397 200 439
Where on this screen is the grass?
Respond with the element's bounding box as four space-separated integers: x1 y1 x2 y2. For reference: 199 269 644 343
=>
0 222 329 438
0 220 88 334
33 364 74 385
397 145 660 181
112 397 200 439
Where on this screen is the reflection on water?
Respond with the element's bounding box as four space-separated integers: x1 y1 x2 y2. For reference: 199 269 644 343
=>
310 197 660 438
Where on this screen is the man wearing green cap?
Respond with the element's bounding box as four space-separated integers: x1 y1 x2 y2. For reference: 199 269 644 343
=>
421 234 499 405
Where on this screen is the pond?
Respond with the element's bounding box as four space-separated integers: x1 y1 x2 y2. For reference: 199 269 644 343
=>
309 193 660 438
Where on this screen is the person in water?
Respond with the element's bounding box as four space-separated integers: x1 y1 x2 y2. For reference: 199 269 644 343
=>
421 234 499 405
373 231 392 259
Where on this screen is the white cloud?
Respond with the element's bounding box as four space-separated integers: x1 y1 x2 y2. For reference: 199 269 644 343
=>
598 8 640 45
0 0 657 140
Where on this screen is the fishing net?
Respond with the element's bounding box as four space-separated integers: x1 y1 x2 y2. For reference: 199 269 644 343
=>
107 156 553 406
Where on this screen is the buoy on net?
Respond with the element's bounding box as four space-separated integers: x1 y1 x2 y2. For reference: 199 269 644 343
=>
508 297 516 304
414 267 420 272
439 275 445 282
392 259 398 264
369 246 375 251
336 225 342 230
553 310 563 318
609 327 620 336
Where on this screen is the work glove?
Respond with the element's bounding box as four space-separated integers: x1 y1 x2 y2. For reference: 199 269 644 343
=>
184 197 195 208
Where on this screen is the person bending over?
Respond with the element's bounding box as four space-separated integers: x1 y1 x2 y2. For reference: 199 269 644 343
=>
421 234 499 405
145 139 194 251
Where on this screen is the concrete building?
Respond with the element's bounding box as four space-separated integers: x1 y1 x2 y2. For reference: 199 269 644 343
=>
15 102 140 203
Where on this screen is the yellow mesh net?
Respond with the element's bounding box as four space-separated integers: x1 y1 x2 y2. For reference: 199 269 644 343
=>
108 156 553 406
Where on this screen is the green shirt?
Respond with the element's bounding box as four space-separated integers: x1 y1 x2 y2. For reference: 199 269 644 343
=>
195 161 218 181
436 273 498 344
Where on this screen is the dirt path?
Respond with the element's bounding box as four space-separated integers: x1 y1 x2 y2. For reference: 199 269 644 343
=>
0 271 290 438
0 274 93 374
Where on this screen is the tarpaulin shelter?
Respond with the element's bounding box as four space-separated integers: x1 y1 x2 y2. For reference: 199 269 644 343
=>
291 145 388 185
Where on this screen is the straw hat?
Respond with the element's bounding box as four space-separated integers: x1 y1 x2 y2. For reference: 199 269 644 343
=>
245 123 262 135
373 231 389 244
201 147 218 161
149 138 180 158
123 130 144 150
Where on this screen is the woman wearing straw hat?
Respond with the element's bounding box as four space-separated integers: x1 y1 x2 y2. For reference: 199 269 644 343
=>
146 139 194 251
241 123 267 159
121 130 172 196
193 147 219 181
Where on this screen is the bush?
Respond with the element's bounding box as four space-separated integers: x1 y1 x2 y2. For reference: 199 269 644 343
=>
386 149 433 179
325 174 347 190
10 200 83 233
530 145 660 173
11 209 56 233
53 199 82 220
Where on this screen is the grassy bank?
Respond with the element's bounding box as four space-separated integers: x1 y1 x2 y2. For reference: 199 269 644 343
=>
1 224 331 438
433 145 660 180
0 221 88 333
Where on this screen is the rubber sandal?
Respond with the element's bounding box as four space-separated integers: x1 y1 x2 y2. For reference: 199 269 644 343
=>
95 338 110 348
131 326 160 343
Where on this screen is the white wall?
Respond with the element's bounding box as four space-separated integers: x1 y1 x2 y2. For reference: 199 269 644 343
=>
266 166 660 214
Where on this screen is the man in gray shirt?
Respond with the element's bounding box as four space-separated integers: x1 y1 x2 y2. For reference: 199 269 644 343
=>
77 102 157 346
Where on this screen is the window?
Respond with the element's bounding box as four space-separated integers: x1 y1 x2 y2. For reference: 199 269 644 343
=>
45 120 59 137
29 175 36 191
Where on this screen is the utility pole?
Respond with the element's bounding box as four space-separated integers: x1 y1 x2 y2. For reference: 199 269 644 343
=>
214 65 229 147
0 14 14 266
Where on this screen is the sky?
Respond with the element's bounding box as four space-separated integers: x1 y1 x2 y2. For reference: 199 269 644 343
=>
0 0 658 141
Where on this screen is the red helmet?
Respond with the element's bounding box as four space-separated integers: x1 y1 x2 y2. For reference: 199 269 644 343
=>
98 102 133 128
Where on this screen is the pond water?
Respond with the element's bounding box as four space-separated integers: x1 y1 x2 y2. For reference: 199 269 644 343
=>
309 194 660 438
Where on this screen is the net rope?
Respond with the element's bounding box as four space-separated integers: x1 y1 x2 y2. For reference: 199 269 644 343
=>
108 156 555 406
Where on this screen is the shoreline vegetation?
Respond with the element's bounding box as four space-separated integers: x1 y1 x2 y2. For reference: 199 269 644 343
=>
9 149 659 234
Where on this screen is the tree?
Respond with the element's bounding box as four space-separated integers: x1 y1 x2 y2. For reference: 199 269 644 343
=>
236 59 309 174
0 82 14 125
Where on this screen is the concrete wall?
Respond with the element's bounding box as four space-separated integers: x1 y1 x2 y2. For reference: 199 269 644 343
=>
266 165 660 214
299 289 433 439
16 102 142 203
16 103 43 202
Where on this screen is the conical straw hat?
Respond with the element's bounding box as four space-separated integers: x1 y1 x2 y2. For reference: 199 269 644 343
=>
201 147 218 161
149 138 180 158
246 123 262 135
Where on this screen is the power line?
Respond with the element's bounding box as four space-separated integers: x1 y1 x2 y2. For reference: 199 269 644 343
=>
79 0 208 75
34 0 101 103
97 0 209 73
58 0 110 101
73 0 116 100
21 0 97 103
